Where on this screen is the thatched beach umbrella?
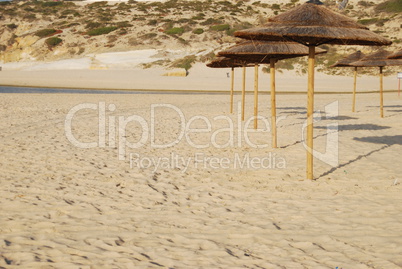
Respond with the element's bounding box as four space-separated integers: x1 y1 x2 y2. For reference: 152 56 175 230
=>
207 57 251 114
331 51 366 112
388 49 402 96
219 40 326 147
387 49 402 59
351 49 402 118
234 0 391 180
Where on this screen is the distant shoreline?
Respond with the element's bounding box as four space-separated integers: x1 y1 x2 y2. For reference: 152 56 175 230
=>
0 66 399 93
0 85 398 95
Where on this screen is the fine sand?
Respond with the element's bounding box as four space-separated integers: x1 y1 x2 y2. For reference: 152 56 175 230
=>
0 88 402 268
0 63 400 93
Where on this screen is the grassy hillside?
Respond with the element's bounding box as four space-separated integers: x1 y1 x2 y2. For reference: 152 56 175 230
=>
0 0 401 75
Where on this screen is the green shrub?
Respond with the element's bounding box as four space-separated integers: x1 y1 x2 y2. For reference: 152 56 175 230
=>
271 4 280 10
116 21 132 28
210 24 230 31
177 37 188 45
358 18 379 25
99 15 114 22
7 23 18 29
148 19 158 26
45 37 62 48
116 2 131 10
141 33 158 39
200 18 223 25
358 18 389 26
171 55 196 71
61 9 80 17
86 22 102 30
42 1 63 7
87 26 118 36
35 28 57 38
376 0 402 12
23 14 36 21
199 51 215 63
67 22 80 28
3 7 17 16
358 1 373 7
165 27 184 35
192 28 204 34
191 13 205 20
87 1 108 9
226 22 253 36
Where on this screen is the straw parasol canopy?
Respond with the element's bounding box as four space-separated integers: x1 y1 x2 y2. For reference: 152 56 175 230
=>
218 41 326 147
350 49 402 118
218 41 327 63
330 50 365 67
234 0 392 46
206 57 253 114
331 50 366 112
352 49 402 67
387 49 402 60
206 56 248 68
234 0 392 180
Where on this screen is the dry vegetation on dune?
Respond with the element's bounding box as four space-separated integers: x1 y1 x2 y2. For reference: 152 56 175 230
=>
0 0 401 74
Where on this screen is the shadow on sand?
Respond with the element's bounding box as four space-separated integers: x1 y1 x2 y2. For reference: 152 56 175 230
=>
317 135 402 179
281 124 390 149
315 124 391 131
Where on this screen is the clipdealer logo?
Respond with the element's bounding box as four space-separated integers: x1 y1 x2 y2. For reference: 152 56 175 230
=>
64 102 276 159
64 101 339 171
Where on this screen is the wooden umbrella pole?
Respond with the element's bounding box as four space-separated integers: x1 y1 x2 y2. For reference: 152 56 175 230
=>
352 66 357 112
307 46 315 180
380 66 384 118
242 66 246 121
230 67 234 114
270 58 277 148
254 64 259 129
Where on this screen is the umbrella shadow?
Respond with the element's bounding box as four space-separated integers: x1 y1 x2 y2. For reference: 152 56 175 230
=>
315 124 390 131
296 115 358 121
367 105 402 108
281 123 389 149
278 107 306 116
317 144 389 179
277 106 305 110
321 115 359 121
353 135 402 146
281 130 332 149
383 110 402 118
317 135 402 179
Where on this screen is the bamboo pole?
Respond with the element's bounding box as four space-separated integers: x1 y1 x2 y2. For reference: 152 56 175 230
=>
242 66 246 121
380 66 384 118
230 67 234 114
307 46 315 180
254 64 259 129
270 58 277 148
352 66 357 112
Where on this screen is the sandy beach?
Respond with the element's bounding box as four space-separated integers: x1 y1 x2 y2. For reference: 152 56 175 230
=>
0 88 402 268
0 63 400 93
